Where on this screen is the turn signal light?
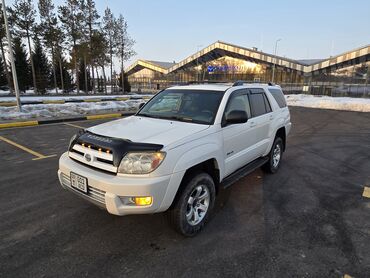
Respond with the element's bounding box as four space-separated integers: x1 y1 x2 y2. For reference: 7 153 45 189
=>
134 196 153 206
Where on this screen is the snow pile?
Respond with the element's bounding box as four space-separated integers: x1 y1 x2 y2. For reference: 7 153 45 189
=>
286 94 370 112
0 99 144 120
0 94 152 102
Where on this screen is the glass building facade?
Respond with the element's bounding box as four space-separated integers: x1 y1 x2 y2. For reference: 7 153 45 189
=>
127 41 370 96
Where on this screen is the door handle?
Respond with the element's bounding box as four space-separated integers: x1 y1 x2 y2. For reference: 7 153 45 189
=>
269 115 274 121
250 121 257 127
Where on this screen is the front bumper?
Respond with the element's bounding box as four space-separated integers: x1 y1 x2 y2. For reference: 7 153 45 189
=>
58 152 174 216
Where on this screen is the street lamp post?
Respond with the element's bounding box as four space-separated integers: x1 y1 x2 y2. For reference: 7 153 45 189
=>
1 0 21 112
271 38 282 83
196 45 202 81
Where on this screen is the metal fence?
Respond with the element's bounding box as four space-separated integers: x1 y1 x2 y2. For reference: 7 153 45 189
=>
280 83 370 98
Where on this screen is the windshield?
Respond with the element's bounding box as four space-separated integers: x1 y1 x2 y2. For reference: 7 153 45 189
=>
137 89 225 125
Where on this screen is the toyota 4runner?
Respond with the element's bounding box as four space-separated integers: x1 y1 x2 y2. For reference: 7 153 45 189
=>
58 82 291 236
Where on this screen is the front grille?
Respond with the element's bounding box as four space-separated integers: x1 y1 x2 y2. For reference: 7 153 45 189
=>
69 143 117 173
60 173 106 205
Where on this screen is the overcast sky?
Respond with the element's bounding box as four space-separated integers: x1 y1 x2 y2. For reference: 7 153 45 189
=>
9 0 370 68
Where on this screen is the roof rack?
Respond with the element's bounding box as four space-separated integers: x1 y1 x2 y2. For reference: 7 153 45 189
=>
186 80 230 85
232 80 278 87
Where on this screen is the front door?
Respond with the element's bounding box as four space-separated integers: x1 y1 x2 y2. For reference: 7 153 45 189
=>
222 89 259 176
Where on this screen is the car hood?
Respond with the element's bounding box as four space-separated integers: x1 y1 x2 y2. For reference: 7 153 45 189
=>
87 115 210 147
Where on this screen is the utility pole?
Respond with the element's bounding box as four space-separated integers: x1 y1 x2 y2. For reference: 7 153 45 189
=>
271 38 281 83
2 0 21 111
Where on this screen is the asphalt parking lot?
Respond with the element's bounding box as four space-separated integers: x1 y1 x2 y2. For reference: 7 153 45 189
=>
0 107 369 278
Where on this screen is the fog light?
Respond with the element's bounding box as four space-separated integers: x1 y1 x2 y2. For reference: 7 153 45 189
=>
134 196 153 206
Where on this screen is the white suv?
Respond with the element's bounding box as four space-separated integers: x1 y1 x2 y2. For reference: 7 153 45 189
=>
58 82 291 236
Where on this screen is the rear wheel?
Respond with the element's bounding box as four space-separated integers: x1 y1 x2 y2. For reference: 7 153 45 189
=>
167 172 216 237
262 137 283 173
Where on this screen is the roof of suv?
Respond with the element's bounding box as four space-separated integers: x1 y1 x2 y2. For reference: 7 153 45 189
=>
170 84 231 91
169 83 281 92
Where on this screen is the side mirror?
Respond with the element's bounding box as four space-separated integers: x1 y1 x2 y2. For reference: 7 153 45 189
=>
224 110 248 126
138 102 145 109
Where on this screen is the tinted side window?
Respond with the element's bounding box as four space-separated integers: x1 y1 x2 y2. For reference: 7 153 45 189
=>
263 93 272 113
268 88 287 108
249 90 268 117
224 91 251 118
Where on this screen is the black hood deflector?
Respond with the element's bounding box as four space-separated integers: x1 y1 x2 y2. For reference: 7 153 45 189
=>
70 130 163 167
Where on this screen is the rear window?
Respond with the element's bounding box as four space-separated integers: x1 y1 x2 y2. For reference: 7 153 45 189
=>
268 88 287 108
249 92 267 117
248 88 272 117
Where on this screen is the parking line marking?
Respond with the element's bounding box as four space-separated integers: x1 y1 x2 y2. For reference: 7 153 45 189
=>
64 122 85 129
32 154 57 160
0 135 55 160
363 186 370 198
86 113 121 120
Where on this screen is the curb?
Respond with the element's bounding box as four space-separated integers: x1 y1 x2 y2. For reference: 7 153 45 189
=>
0 112 135 129
0 96 152 107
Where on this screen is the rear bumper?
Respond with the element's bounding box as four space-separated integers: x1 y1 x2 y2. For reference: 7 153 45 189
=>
58 152 181 216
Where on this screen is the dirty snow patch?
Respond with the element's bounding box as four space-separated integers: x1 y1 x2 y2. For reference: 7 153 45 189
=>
286 94 370 112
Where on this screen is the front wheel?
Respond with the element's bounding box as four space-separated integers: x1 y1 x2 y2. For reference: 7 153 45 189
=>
262 137 284 173
167 172 216 237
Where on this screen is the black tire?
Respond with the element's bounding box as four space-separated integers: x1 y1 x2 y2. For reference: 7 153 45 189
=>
167 172 216 237
262 137 284 174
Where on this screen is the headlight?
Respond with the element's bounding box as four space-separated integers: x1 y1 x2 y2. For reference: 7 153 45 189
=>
118 152 166 174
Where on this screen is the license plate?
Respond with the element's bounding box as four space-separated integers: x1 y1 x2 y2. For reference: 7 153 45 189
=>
70 172 88 194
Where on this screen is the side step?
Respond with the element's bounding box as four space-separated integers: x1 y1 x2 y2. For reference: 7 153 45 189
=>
221 157 269 189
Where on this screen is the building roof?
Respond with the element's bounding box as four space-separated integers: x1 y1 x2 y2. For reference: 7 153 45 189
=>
296 59 325 65
126 59 172 75
146 60 175 69
127 41 370 76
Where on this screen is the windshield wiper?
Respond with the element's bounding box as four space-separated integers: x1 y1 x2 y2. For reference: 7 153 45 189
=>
137 113 163 119
166 116 208 125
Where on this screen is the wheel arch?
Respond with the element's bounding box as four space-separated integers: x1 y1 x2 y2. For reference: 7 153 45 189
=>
275 126 286 151
167 158 220 210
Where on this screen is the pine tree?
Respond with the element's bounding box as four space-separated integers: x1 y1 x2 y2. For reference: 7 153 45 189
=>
52 54 73 92
13 37 31 92
0 55 7 87
38 0 62 93
91 30 109 94
118 70 131 93
83 0 99 94
33 36 50 94
102 8 116 93
115 14 135 93
58 0 85 94
78 58 91 92
11 0 37 93
0 4 13 93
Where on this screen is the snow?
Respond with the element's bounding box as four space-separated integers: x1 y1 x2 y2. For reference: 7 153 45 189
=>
0 99 145 121
285 94 370 112
0 94 152 102
1 93 369 122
